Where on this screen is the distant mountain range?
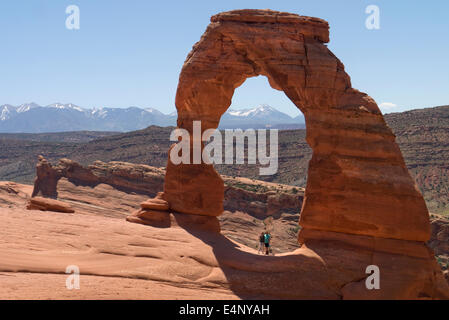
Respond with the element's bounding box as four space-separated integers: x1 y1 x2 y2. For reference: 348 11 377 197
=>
0 103 305 133
221 104 304 129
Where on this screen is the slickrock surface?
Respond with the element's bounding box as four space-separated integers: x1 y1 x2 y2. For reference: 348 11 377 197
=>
0 161 448 298
1 204 448 299
0 206 241 300
0 181 32 207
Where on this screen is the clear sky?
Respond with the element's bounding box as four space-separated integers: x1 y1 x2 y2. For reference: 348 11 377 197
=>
0 0 448 117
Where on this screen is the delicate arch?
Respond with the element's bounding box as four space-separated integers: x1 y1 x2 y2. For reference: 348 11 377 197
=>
162 9 430 242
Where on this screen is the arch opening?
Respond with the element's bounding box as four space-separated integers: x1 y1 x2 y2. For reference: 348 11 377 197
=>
215 75 307 180
211 75 309 254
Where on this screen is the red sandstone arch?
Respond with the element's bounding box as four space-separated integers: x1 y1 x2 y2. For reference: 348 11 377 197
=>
162 9 430 243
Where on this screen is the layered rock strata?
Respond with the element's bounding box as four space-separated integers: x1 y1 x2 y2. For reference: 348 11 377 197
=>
31 156 302 219
129 9 448 298
26 196 74 213
159 9 429 243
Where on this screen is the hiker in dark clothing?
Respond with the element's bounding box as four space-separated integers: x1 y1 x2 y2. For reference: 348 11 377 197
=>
264 232 271 255
258 232 265 254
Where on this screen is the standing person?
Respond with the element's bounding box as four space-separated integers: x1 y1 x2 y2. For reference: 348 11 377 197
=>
258 232 265 254
264 232 271 255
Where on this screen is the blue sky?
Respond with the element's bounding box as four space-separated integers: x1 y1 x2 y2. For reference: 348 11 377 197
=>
0 1 448 117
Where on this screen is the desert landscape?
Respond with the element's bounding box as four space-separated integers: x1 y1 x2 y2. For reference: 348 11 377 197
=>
1 154 448 299
1 7 448 302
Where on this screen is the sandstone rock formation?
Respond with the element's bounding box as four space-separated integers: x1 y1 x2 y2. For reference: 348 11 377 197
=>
140 197 169 211
32 155 60 198
429 215 449 272
161 9 430 242
27 196 74 213
26 157 304 252
0 181 32 207
126 192 172 227
32 156 302 219
223 177 303 219
25 158 449 267
129 9 449 299
31 156 166 198
28 156 306 253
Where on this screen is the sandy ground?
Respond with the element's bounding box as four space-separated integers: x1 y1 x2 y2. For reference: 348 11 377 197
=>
0 206 242 299
2 181 447 299
0 272 238 300
0 180 311 300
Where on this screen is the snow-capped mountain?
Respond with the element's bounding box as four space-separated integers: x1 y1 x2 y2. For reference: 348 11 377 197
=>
0 103 42 121
16 102 40 113
227 104 293 118
0 104 16 121
227 104 288 118
220 104 304 129
0 103 304 133
47 103 85 112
